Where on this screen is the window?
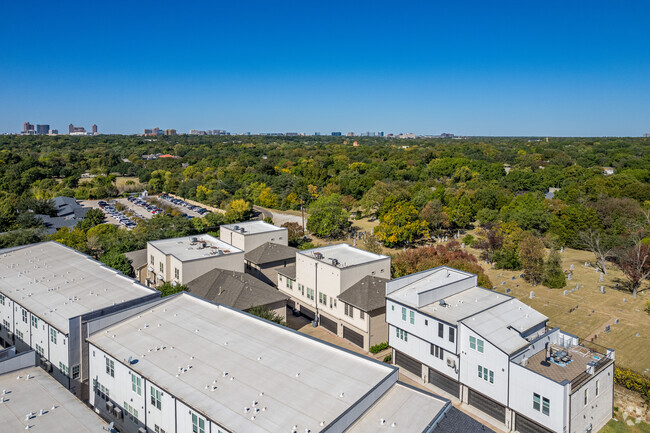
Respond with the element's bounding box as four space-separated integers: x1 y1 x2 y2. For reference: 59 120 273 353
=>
159 262 164 272
151 386 162 409
344 303 354 318
425 319 428 326
449 327 455 343
401 307 406 321
359 310 365 320
72 365 80 379
59 362 69 376
395 328 408 341
595 379 600 397
542 397 550 415
287 279 293 290
584 389 589 405
50 328 57 344
22 309 28 323
306 287 314 301
533 393 541 411
192 413 206 433
2 319 9 329
409 310 415 325
155 425 167 433
124 401 139 423
174 267 179 279
0 294 4 305
470 336 484 353
430 344 443 359
105 357 114 377
16 330 23 340
150 254 154 265
438 323 444 338
478 365 494 383
35 344 44 356
329 297 333 308
319 292 327 304
93 379 109 400
391 305 394 311
131 374 141 395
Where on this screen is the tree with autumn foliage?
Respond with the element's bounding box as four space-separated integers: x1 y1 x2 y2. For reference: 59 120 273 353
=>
374 201 429 247
615 241 650 297
392 241 493 289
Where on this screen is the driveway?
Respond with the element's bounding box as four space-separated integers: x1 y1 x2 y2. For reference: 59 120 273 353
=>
253 205 306 227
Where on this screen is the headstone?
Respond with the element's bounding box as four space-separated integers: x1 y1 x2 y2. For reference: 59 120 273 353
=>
501 281 506 285
461 243 465 248
600 273 604 282
600 286 605 294
623 298 626 303
575 283 579 290
568 274 572 281
585 262 589 267
563 290 568 296
636 333 640 337
560 247 564 253
570 264 574 270
605 325 610 332
614 319 619 325
506 288 511 294
529 291 535 299
512 276 516 280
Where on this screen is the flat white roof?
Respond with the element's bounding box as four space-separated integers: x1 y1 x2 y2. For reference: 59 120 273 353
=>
386 267 475 309
221 220 285 235
0 367 108 432
88 293 396 433
418 287 510 325
462 299 548 354
0 242 158 333
149 234 242 262
299 244 389 268
346 383 448 432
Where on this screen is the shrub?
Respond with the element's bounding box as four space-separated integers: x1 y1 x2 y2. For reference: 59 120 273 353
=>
462 234 475 246
614 366 650 404
383 354 392 363
370 342 389 354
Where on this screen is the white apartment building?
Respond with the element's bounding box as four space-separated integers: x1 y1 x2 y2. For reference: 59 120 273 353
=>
146 234 243 286
277 244 390 351
220 220 287 252
0 349 110 432
0 242 160 398
386 266 615 433
87 292 489 433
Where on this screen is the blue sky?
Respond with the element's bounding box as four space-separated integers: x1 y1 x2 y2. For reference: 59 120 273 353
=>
1 0 649 136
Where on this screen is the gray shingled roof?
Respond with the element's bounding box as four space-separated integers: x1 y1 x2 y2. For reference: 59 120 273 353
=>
125 248 148 270
185 269 289 311
277 264 296 280
244 242 297 265
432 407 495 433
337 276 388 313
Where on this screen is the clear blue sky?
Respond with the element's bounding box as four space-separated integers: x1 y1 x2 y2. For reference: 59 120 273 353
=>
1 0 649 136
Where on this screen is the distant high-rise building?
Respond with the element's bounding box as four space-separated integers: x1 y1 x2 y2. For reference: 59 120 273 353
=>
346 132 355 137
92 124 98 134
23 122 34 133
36 124 50 135
331 132 342 136
49 129 58 135
68 123 86 135
165 129 177 136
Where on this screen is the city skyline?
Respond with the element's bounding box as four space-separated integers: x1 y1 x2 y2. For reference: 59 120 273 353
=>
1 1 649 136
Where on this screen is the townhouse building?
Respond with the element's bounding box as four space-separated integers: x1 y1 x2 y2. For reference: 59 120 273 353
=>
220 220 288 252
277 244 390 351
244 241 297 287
0 242 160 398
87 292 491 433
0 348 110 432
385 266 615 433
146 234 243 286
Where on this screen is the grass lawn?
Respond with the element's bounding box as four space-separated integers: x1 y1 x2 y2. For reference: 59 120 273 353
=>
600 419 650 433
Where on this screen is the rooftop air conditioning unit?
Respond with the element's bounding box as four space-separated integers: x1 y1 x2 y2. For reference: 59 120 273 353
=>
190 237 198 244
233 225 239 231
43 361 52 372
138 427 147 433
446 358 456 368
114 407 123 419
330 258 339 266
314 252 323 260
106 401 114 412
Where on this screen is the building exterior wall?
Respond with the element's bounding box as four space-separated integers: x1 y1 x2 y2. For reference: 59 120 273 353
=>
569 363 614 433
220 227 288 252
509 362 569 433
368 309 388 348
458 323 509 407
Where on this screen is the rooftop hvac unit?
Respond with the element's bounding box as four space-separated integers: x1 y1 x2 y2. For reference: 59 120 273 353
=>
314 252 323 260
330 258 339 266
439 299 447 307
190 237 198 244
114 407 123 419
239 227 245 233
138 427 147 433
106 401 114 412
446 358 456 368
233 225 239 231
43 361 52 373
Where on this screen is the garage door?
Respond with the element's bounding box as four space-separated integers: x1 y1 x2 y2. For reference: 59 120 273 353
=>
300 305 315 320
468 389 506 423
394 350 422 377
319 315 337 334
428 368 460 398
343 326 364 348
515 412 555 433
